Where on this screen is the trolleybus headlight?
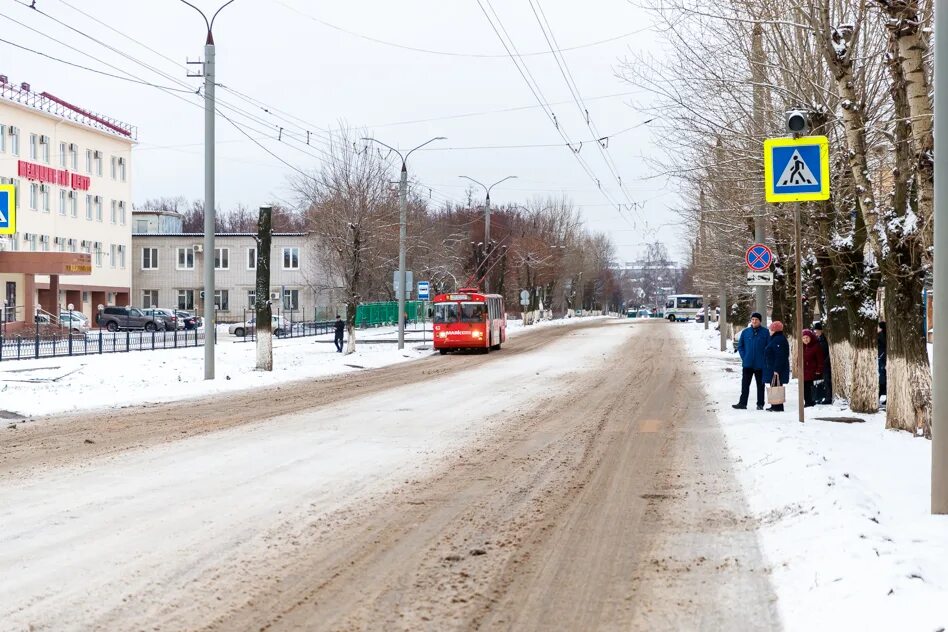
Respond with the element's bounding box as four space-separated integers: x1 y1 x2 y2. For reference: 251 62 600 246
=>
472 331 483 339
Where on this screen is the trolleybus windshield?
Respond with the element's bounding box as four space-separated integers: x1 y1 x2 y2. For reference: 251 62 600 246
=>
433 303 459 323
460 302 486 322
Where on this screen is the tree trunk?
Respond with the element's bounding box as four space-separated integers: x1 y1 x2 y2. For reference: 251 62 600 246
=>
255 206 273 372
345 225 362 355
880 32 932 435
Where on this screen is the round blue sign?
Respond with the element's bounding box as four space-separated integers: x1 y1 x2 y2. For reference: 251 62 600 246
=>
745 244 773 271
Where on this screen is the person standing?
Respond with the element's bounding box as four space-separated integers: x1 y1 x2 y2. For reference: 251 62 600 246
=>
733 312 768 410
334 314 345 353
878 321 887 401
764 321 791 412
801 329 824 407
813 322 832 404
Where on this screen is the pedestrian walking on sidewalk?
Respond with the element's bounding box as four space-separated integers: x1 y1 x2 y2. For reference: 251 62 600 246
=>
764 321 790 412
334 315 345 353
733 312 768 411
813 322 832 404
801 329 824 408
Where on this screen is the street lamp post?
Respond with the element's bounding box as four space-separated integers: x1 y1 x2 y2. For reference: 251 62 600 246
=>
362 136 446 350
458 175 517 292
179 0 236 380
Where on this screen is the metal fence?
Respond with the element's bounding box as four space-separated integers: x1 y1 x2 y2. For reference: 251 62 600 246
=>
0 328 207 362
229 309 335 342
355 301 425 328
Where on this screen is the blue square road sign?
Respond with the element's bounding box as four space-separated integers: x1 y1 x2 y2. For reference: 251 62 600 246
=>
763 136 830 203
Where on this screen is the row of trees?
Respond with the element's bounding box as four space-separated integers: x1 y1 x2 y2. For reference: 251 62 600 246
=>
139 131 632 347
621 0 933 435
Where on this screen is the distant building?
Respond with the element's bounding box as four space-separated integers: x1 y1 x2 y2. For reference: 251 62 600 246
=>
614 258 684 308
131 209 184 234
0 78 135 327
131 232 338 321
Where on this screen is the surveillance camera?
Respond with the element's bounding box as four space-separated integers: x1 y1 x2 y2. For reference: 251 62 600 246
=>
786 110 809 134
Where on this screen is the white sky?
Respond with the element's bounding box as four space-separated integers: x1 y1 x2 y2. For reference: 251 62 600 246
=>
2 0 683 263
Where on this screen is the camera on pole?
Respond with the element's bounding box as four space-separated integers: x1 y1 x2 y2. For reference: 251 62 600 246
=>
785 109 809 134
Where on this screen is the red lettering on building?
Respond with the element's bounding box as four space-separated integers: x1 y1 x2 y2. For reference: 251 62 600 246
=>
17 160 91 191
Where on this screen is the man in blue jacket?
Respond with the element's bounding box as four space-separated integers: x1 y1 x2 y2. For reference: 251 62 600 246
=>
733 312 768 410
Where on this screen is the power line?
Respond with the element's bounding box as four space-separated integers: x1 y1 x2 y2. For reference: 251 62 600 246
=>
271 0 650 59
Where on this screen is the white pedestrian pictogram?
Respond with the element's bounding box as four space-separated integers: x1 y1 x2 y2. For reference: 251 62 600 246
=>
777 150 817 186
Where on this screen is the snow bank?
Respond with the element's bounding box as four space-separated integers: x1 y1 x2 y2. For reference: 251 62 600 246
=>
0 317 606 419
679 324 947 631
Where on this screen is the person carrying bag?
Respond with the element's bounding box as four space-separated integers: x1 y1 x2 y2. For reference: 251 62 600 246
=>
763 321 791 412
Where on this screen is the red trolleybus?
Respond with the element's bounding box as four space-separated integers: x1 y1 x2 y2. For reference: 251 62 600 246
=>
432 288 506 354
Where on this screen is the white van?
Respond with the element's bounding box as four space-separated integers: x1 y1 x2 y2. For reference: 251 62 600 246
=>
664 294 703 322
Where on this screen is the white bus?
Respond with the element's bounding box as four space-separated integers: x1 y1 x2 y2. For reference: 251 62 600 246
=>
664 294 703 322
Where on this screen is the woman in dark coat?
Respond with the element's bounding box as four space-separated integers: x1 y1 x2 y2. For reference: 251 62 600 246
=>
764 321 791 412
801 328 824 407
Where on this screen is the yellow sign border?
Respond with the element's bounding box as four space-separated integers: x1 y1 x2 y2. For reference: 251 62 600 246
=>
763 135 830 203
0 184 15 235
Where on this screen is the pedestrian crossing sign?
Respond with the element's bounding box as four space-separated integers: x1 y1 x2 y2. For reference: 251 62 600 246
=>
0 184 16 235
763 135 830 203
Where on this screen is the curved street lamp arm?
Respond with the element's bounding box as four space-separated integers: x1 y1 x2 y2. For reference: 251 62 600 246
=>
361 137 405 166
458 175 487 193
210 0 237 32
178 0 210 33
487 175 518 196
404 136 447 163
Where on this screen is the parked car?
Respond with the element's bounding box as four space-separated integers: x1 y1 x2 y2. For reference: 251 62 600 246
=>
59 312 90 334
142 308 183 330
96 306 166 332
229 315 289 337
175 310 202 330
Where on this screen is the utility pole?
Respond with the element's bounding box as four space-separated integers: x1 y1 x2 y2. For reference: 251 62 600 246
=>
751 22 769 326
794 202 805 424
362 136 446 349
459 175 518 293
933 0 947 514
181 0 234 380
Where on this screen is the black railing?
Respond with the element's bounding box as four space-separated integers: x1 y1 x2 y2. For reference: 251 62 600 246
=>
0 327 207 362
232 309 335 342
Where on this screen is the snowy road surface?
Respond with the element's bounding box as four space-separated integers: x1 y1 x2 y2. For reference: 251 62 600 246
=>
1 320 779 630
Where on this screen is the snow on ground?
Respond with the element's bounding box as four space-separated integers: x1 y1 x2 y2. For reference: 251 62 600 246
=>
0 319 629 630
0 316 602 419
680 324 948 632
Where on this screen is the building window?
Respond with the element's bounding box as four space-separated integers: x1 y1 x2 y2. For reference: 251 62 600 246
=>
247 247 256 270
177 289 195 310
214 289 229 311
59 142 67 167
119 201 126 225
118 245 126 269
68 238 77 252
119 157 127 182
59 189 67 215
110 156 117 180
0 124 5 153
282 247 300 270
214 247 229 270
135 219 149 233
9 127 19 156
29 133 37 160
247 290 256 309
41 186 50 213
85 149 92 173
40 235 50 252
27 233 38 250
283 288 299 311
94 151 103 176
110 200 117 224
55 237 65 252
110 244 117 268
142 247 159 270
95 197 103 222
142 290 158 309
70 192 78 217
29 183 37 210
41 136 50 163
85 194 92 220
177 247 195 270
94 245 102 267
69 143 78 170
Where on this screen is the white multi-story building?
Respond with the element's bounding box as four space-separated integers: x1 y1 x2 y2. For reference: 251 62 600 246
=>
0 78 135 328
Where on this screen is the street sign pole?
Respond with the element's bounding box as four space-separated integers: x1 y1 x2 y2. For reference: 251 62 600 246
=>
794 203 805 424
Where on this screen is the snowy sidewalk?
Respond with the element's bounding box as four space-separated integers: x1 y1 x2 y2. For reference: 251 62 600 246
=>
680 324 947 631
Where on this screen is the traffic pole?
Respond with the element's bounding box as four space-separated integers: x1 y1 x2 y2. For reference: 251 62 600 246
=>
933 0 947 514
397 162 407 351
795 202 804 424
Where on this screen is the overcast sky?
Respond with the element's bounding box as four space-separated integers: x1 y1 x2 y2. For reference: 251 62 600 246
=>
3 0 682 263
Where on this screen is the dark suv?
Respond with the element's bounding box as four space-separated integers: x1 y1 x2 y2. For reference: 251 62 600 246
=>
96 306 166 332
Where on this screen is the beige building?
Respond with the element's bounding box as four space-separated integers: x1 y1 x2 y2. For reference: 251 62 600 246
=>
0 78 135 327
131 232 336 322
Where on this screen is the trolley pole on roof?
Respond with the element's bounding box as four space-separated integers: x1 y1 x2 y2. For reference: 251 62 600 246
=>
180 0 235 380
362 136 446 350
932 1 948 514
459 175 518 293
